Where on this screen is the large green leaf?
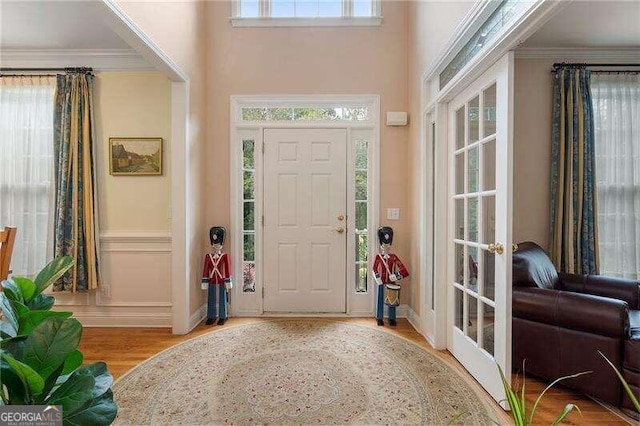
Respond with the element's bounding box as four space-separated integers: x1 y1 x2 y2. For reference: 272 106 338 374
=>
62 350 84 376
63 389 118 426
36 361 66 405
0 361 28 404
10 299 30 317
13 277 36 304
34 256 74 293
22 317 82 381
1 279 23 304
76 362 113 398
18 311 73 336
1 293 18 337
1 352 45 397
27 293 56 311
0 335 27 360
46 370 95 415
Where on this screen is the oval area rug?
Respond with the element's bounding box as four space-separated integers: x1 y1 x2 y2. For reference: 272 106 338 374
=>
113 320 493 425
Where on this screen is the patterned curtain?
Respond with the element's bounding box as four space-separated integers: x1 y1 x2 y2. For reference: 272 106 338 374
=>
550 67 599 275
52 73 100 291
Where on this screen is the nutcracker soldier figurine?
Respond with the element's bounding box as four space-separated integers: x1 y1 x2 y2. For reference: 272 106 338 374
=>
201 226 232 326
372 226 409 326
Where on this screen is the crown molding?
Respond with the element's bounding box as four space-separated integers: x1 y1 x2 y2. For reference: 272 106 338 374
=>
0 49 154 71
515 47 640 61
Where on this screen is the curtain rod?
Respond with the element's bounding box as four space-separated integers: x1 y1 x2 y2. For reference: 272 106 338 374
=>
552 62 640 73
0 67 93 74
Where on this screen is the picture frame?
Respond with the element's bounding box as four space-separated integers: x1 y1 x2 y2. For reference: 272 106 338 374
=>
109 137 163 176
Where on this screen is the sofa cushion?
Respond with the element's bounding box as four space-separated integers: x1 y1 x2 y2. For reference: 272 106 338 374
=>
513 241 560 289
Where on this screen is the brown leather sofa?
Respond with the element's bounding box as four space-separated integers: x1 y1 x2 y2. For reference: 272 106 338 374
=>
512 241 640 412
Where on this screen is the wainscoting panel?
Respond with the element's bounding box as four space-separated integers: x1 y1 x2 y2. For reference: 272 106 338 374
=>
53 231 172 327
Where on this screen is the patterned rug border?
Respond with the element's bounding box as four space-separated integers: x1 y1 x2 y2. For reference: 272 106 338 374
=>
113 318 503 422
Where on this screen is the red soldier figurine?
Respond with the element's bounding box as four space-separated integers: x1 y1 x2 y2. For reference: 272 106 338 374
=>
372 226 409 326
201 226 232 325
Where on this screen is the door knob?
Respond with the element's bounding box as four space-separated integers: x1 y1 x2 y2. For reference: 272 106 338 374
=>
488 243 504 255
334 227 345 234
337 214 345 221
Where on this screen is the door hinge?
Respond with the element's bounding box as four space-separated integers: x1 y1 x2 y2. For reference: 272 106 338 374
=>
262 141 265 153
262 286 265 298
261 215 264 226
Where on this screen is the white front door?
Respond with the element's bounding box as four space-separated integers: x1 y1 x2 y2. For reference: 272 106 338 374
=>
447 52 513 405
263 128 347 312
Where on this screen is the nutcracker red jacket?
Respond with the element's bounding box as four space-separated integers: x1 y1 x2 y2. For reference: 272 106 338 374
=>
372 253 409 284
201 253 230 285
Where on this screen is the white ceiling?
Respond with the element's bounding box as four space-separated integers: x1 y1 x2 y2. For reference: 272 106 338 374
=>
1 1 131 50
522 1 640 48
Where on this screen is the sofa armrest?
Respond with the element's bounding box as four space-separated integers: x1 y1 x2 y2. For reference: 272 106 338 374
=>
559 273 640 309
513 287 630 338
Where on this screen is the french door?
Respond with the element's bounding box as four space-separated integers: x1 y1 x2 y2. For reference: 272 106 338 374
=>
263 128 347 313
447 52 513 404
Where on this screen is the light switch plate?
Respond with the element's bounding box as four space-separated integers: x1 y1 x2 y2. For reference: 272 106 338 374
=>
387 208 400 220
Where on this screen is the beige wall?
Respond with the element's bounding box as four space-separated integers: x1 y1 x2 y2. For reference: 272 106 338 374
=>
204 1 412 300
94 71 172 231
406 1 474 314
513 58 554 250
116 1 208 318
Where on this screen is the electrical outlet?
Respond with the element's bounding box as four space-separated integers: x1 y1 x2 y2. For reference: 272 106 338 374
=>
387 208 400 220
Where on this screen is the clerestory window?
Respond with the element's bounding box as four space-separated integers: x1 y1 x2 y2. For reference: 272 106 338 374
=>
232 0 382 27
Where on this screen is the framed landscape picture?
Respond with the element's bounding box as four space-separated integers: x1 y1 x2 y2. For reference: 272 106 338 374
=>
109 137 163 176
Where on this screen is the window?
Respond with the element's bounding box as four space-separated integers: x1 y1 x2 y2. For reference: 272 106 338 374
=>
592 73 640 279
242 139 257 292
0 77 55 277
355 139 368 292
232 0 381 26
241 106 369 122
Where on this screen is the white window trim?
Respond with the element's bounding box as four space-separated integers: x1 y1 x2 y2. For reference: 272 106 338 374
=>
230 94 380 317
230 0 382 27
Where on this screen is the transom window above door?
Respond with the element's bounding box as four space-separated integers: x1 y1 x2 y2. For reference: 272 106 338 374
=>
232 0 382 27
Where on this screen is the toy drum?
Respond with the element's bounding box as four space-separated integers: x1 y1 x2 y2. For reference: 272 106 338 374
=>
384 284 401 307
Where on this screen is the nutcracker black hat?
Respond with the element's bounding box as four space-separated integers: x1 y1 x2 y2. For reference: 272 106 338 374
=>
209 226 226 246
377 226 393 246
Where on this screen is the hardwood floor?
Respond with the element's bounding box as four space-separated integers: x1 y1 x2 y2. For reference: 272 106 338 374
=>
80 318 631 425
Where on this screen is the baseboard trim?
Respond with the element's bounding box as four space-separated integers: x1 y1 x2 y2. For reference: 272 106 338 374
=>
75 312 172 327
188 303 207 332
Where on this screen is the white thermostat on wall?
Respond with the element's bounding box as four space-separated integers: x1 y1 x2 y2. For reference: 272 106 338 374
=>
386 112 408 126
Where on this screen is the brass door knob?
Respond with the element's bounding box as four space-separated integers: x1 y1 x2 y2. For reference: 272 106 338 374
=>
334 227 345 234
337 214 345 221
488 243 504 255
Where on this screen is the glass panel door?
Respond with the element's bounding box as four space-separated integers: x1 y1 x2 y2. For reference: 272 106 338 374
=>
448 52 513 406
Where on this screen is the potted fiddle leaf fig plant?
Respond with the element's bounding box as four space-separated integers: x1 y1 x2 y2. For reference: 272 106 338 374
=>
0 256 118 425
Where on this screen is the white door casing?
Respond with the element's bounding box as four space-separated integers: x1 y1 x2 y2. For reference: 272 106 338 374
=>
263 128 347 313
447 52 513 406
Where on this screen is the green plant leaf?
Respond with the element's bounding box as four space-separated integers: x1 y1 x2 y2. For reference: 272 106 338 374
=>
599 350 640 412
27 293 55 311
552 403 581 425
2 279 24 304
498 364 525 426
36 361 66 405
0 360 29 404
0 335 27 360
46 369 95 415
76 362 112 398
18 311 73 336
528 370 591 425
1 352 45 397
34 256 74 294
62 350 84 376
13 277 36 304
1 293 19 337
63 388 118 426
22 317 82 382
10 299 30 317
